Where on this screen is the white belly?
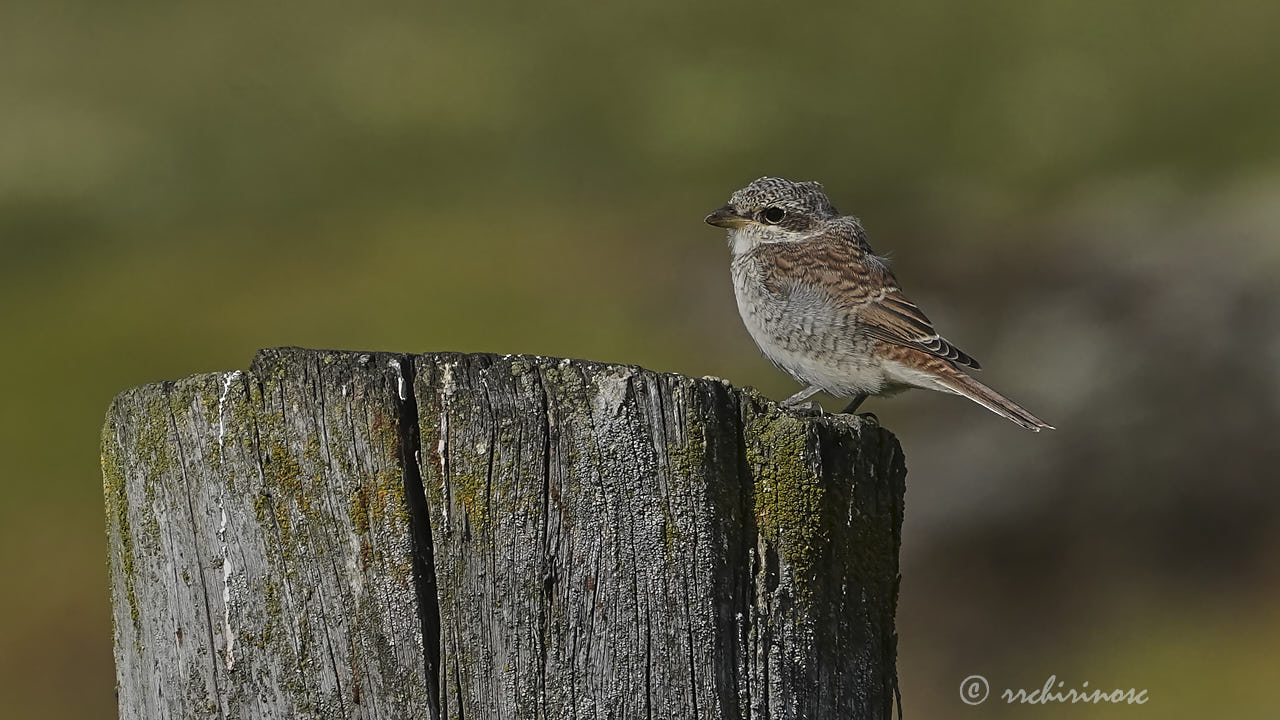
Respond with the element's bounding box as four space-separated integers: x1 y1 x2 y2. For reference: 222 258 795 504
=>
754 334 890 397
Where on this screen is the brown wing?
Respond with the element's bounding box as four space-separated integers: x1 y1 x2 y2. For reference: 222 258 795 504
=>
857 289 980 368
753 228 980 370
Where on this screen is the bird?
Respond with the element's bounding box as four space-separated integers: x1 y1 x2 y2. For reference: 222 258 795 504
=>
705 176 1053 431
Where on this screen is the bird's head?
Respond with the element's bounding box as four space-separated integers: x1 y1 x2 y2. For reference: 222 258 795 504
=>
704 177 839 248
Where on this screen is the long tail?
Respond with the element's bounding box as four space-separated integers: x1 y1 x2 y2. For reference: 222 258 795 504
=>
932 369 1055 432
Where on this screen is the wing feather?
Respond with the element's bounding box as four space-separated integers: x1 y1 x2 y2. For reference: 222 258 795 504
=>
753 228 980 369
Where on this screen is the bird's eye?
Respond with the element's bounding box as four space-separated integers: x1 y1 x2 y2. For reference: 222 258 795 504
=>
761 206 787 224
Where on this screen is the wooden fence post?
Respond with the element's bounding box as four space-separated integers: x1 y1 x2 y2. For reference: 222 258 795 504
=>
102 347 906 719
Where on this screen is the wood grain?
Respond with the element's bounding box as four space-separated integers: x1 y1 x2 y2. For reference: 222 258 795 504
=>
103 348 906 719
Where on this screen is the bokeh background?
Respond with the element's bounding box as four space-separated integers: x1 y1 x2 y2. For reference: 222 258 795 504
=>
3 1 1279 717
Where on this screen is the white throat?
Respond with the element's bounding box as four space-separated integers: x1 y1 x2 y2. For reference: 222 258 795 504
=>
728 225 805 257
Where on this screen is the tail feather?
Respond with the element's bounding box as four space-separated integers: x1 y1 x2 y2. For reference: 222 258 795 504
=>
932 370 1054 432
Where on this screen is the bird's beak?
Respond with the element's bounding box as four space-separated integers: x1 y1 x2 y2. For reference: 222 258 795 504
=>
704 205 750 229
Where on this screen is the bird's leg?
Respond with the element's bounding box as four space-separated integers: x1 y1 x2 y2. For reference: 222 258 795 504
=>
839 394 868 414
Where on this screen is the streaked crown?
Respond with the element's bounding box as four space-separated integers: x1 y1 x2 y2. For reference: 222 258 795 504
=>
729 177 839 219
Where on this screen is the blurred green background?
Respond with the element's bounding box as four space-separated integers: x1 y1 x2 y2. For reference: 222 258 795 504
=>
3 0 1279 717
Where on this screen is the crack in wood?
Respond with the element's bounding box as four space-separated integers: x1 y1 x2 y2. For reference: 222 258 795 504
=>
394 355 443 720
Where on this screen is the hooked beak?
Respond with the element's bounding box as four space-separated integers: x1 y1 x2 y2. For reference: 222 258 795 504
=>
704 204 750 229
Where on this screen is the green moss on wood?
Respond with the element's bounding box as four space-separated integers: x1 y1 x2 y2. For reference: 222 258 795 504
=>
661 503 679 557
375 467 408 525
452 470 490 529
136 396 174 475
253 491 271 524
200 382 221 427
349 484 371 536
328 437 356 479
171 380 201 422
661 398 713 558
417 404 445 514
101 420 142 651
266 442 302 499
667 402 707 481
334 404 413 578
299 434 327 516
746 406 827 600
231 378 256 430
260 581 281 647
349 484 375 571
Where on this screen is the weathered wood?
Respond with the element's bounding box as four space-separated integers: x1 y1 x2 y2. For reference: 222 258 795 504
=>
103 347 906 720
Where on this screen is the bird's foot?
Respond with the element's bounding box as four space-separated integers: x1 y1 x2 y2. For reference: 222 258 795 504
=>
782 400 825 417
